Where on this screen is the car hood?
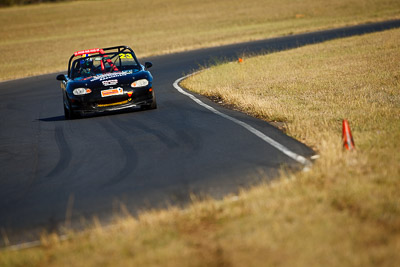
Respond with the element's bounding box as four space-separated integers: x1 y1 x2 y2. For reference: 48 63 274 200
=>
70 70 151 89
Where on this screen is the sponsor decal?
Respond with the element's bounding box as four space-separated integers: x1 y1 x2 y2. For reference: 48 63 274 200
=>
74 48 100 56
101 87 124 97
102 79 118 86
90 72 128 82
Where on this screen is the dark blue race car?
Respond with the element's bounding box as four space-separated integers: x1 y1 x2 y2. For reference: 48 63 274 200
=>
56 45 156 119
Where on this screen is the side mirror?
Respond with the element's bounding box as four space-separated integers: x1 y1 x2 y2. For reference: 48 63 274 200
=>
144 62 153 69
56 74 67 81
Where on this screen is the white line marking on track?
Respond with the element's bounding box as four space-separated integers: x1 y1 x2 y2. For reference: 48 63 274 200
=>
173 73 313 169
4 235 68 251
310 154 320 160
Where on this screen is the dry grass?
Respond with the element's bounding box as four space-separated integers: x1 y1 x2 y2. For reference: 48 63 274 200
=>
1 27 400 267
1 0 400 81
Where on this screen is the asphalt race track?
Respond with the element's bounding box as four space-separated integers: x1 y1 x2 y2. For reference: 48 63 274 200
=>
1 20 399 246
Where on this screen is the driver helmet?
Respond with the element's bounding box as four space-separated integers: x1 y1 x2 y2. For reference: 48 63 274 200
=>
80 58 93 69
80 58 93 76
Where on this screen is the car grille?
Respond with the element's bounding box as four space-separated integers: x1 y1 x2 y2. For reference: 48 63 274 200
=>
96 95 132 107
97 99 130 107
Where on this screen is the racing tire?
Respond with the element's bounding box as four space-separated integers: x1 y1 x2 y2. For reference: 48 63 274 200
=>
64 104 69 120
70 110 78 120
64 103 72 120
64 101 78 120
141 92 157 110
150 95 157 109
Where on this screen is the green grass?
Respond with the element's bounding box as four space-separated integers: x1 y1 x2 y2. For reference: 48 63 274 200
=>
1 26 399 267
1 0 400 81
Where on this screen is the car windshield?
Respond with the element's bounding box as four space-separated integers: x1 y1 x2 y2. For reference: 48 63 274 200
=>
71 52 140 80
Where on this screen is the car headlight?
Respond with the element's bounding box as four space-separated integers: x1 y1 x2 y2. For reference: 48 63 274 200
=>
131 79 149 88
73 88 92 95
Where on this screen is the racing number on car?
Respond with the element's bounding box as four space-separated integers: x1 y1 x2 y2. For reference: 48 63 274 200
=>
119 53 133 59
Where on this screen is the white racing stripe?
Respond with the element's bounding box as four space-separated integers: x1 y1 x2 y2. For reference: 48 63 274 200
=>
173 74 312 168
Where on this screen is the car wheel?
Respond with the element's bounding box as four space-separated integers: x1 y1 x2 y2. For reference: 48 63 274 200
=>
70 110 77 119
149 94 157 109
64 100 78 120
69 107 80 119
141 92 157 110
63 101 72 120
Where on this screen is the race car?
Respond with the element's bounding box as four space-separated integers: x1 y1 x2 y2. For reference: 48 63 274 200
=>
56 45 156 119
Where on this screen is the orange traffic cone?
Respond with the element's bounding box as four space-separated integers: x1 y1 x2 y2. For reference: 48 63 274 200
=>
238 58 243 63
342 119 355 150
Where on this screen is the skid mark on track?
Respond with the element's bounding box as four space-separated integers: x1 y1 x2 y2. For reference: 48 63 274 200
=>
45 125 71 177
112 116 179 149
114 111 204 154
99 119 138 187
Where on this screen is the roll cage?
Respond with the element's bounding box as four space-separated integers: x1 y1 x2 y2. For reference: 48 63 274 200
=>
67 45 141 79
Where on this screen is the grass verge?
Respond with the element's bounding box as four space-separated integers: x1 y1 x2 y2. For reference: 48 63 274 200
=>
1 26 399 267
1 0 400 81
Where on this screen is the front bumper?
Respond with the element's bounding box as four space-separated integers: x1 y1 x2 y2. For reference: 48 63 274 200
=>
69 87 154 114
